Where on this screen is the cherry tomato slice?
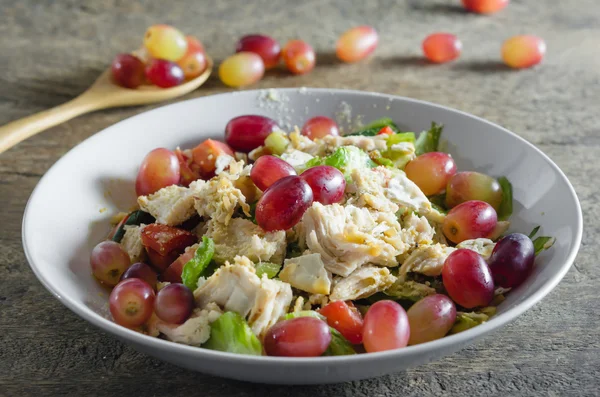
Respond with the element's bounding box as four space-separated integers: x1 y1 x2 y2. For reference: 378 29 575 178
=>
175 148 201 187
377 126 394 136
191 139 235 175
162 245 198 283
319 300 364 344
146 247 180 272
141 224 197 256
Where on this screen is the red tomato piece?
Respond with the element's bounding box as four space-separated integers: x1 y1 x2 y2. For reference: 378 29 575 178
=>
107 214 129 240
146 247 180 272
377 126 394 136
191 139 235 175
162 245 198 283
319 301 364 344
175 148 201 187
141 224 197 256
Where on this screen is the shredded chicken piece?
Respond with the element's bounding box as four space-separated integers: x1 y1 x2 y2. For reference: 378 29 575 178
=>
307 293 329 308
330 265 396 301
205 218 286 265
193 257 292 337
456 238 497 260
193 175 250 225
155 303 222 346
348 168 400 214
120 224 146 263
137 181 204 225
298 202 407 276
292 296 305 313
398 243 457 281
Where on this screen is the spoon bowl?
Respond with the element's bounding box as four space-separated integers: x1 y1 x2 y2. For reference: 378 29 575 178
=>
0 56 213 154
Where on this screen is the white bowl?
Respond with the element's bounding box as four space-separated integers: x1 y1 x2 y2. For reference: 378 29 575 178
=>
22 88 582 385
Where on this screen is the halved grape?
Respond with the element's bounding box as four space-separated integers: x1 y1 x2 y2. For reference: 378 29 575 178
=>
442 249 494 309
300 166 346 205
218 52 265 88
90 241 131 286
109 278 155 327
422 33 462 64
363 300 410 353
120 262 158 289
336 26 378 63
145 59 185 88
255 176 313 231
250 155 296 191
135 148 181 197
264 317 331 357
502 35 546 69
111 54 145 89
235 34 281 69
407 294 456 345
405 152 457 196
225 115 280 153
443 200 497 244
143 24 188 62
446 171 503 211
301 116 340 140
462 0 509 14
488 233 535 288
154 283 194 324
282 40 315 75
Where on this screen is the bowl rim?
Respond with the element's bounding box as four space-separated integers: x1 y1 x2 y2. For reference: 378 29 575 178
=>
22 87 583 366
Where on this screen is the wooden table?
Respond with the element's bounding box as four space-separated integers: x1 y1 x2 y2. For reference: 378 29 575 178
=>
1 1 598 395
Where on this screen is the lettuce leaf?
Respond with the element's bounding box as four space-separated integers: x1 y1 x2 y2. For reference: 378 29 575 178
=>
181 236 215 291
528 226 556 255
346 117 399 136
203 312 262 355
415 122 443 155
302 146 376 181
497 176 513 220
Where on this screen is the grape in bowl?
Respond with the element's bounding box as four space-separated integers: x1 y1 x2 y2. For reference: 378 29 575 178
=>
22 89 582 384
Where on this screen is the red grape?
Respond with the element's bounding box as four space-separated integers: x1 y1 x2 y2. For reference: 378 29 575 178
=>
236 34 281 69
154 283 194 324
502 35 546 69
407 294 456 345
111 54 145 89
218 52 265 87
225 115 280 153
145 59 185 88
264 317 331 357
336 26 378 63
135 148 181 197
405 152 457 196
255 176 313 231
363 300 410 353
282 40 315 75
446 171 503 211
120 262 158 289
300 166 346 205
488 233 535 288
301 116 340 141
443 200 497 244
422 33 462 64
442 249 494 308
319 301 363 344
250 155 297 191
90 241 131 286
109 278 155 327
462 0 509 14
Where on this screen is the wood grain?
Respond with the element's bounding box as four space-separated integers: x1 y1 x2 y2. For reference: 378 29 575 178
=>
0 0 598 396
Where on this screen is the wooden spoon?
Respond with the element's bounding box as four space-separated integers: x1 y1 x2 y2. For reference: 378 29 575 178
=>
0 56 213 154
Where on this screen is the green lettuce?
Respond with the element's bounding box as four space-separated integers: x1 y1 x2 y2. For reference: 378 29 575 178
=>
449 310 495 335
346 117 399 136
528 226 556 255
497 176 513 220
203 312 262 355
255 262 282 279
415 122 443 155
283 311 356 356
303 146 376 181
384 280 436 302
181 236 215 291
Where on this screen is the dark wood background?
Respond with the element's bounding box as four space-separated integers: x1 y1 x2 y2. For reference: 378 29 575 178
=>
1 1 598 395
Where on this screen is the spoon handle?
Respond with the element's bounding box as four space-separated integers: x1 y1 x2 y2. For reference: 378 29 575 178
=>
0 96 99 154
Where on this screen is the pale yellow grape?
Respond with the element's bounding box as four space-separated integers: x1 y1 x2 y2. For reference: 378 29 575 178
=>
218 52 264 88
144 24 188 62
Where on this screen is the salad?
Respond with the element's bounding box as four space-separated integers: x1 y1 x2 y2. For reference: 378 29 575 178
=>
91 114 554 357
